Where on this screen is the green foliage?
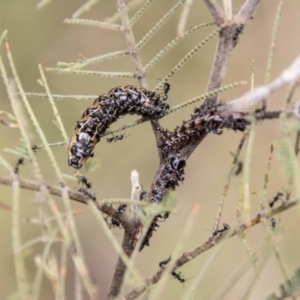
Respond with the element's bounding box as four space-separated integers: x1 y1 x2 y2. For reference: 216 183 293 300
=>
267 267 300 300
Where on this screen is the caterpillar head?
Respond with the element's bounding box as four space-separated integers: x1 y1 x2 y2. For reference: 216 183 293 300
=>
68 132 94 169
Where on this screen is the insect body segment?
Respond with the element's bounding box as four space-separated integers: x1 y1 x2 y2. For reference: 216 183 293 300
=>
159 256 171 268
68 85 170 169
14 157 24 174
269 192 284 208
212 223 230 237
106 133 130 143
171 270 186 284
110 204 127 228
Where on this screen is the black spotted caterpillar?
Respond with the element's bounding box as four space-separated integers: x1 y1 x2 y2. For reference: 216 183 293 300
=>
68 84 170 169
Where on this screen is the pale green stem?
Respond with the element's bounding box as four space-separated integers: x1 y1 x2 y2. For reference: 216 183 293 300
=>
8 160 30 299
145 22 215 72
105 0 145 23
129 0 153 25
72 0 101 19
265 0 284 84
242 122 255 226
177 0 194 37
25 93 96 100
64 18 123 31
212 131 248 233
37 0 53 9
56 241 68 300
137 0 187 49
75 271 83 300
5 40 98 299
38 65 69 144
45 68 134 78
154 29 219 92
57 50 129 70
31 234 57 300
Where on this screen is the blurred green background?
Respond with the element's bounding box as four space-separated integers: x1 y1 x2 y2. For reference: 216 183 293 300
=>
1 0 300 299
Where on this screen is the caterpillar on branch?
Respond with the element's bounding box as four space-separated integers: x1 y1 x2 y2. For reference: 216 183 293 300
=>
68 84 170 169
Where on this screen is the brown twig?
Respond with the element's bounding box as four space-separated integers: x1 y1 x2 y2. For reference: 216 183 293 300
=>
237 0 261 23
203 0 226 26
205 0 260 103
108 225 138 299
124 197 299 300
0 175 131 230
161 0 260 164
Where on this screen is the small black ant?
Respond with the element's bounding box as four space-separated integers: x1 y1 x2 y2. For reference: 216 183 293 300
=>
269 192 284 208
171 270 186 284
116 204 127 214
159 256 171 268
162 82 171 101
162 212 169 220
212 223 230 237
31 145 38 152
78 187 96 201
14 157 24 174
107 133 129 143
233 24 244 44
69 240 78 254
107 135 123 143
235 161 243 176
270 218 276 229
78 175 92 189
111 218 121 228
158 212 170 222
140 191 147 201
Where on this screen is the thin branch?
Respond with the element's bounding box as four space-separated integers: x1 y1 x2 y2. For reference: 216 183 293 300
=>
202 0 226 26
64 19 124 31
0 175 132 229
205 0 260 103
117 0 164 162
265 0 284 84
129 0 153 26
124 198 300 300
45 68 134 78
107 230 139 299
236 0 261 24
117 0 147 86
25 93 96 101
38 64 69 144
212 131 248 233
227 53 300 112
145 22 215 73
36 0 53 9
72 0 101 19
136 0 187 49
154 29 219 92
177 0 194 37
105 0 145 24
88 201 144 300
205 24 239 101
223 0 232 20
57 50 130 70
